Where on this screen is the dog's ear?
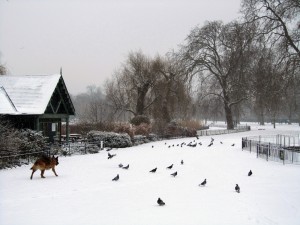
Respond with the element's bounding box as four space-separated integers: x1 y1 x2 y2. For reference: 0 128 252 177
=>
55 156 58 159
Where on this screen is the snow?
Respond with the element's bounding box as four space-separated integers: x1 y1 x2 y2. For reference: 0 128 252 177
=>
0 123 300 225
0 74 61 114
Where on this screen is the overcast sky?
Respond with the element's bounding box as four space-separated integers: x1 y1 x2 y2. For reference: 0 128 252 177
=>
0 0 241 95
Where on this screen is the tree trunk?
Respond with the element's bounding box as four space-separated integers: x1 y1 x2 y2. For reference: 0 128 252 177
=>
136 83 150 115
224 102 234 130
259 109 265 125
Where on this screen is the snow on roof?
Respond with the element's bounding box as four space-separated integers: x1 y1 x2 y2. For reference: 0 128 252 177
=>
0 74 61 115
0 86 17 114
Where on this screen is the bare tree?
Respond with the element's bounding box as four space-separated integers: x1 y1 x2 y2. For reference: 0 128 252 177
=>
242 0 300 59
179 21 255 129
105 51 158 119
150 55 192 123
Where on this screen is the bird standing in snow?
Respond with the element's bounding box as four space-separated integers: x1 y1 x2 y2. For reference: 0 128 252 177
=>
166 164 173 169
170 171 177 177
181 160 184 165
199 179 207 186
149 167 157 173
108 153 116 159
235 184 240 193
123 164 129 170
112 174 119 181
248 170 252 176
157 198 165 206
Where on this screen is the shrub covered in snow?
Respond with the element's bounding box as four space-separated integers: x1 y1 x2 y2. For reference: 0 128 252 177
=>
87 131 132 148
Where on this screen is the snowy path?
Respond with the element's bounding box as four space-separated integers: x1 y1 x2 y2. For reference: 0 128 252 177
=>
0 124 299 225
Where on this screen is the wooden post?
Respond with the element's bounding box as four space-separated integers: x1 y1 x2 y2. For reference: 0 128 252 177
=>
66 117 70 144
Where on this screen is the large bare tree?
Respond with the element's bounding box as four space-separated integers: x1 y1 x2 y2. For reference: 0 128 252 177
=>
105 51 158 119
242 0 300 60
179 21 255 129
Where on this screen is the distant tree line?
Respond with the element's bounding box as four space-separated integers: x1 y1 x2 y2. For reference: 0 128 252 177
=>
70 0 300 129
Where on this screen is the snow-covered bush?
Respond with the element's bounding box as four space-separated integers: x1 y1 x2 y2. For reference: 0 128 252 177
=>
87 131 132 148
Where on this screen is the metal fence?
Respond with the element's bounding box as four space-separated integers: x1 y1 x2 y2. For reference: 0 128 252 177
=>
197 126 250 136
242 137 300 165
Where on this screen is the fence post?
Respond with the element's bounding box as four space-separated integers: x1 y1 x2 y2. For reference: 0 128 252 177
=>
256 143 259 158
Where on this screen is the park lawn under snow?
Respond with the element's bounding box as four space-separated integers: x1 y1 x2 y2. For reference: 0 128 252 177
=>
0 123 300 225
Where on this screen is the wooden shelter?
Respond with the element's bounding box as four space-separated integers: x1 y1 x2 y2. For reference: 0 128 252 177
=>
0 74 75 142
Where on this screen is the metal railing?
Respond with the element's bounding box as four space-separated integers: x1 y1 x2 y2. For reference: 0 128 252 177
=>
197 126 250 136
242 138 300 165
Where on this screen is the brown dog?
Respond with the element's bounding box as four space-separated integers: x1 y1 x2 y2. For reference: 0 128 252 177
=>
30 155 59 179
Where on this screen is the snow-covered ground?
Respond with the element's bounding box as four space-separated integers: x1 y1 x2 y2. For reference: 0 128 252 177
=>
0 123 299 225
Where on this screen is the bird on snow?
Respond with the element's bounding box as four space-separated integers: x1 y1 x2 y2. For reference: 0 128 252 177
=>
123 164 129 170
118 163 123 168
199 142 202 146
181 160 184 165
108 152 116 159
149 167 157 173
235 184 240 193
231 143 235 146
208 143 213 147
170 171 177 177
199 178 207 186
152 145 154 148
112 174 119 181
157 198 165 206
166 164 173 169
220 141 223 144
248 170 252 176
189 143 197 147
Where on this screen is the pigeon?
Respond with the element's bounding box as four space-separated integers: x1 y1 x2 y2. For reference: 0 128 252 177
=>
181 160 184 165
157 198 165 206
166 164 173 169
170 171 177 177
199 178 207 186
220 141 223 144
118 163 123 168
199 142 202 146
208 143 213 147
235 184 240 193
152 145 154 148
123 164 129 170
189 143 197 147
108 153 116 159
248 170 252 176
149 167 157 173
112 174 119 181
232 143 235 146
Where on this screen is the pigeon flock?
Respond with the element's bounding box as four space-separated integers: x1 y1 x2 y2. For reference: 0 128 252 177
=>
106 136 252 206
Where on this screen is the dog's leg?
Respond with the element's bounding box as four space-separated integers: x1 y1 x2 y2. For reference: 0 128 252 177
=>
30 169 36 180
41 169 46 178
52 168 58 177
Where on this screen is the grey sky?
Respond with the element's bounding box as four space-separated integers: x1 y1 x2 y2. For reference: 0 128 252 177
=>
0 0 241 95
